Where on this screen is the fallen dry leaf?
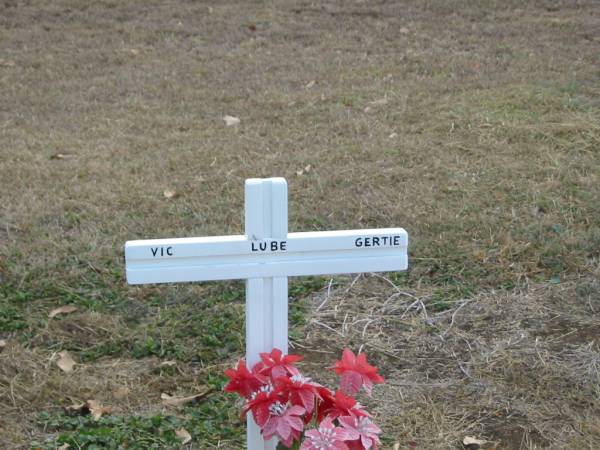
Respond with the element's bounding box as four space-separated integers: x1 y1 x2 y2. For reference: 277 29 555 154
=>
399 26 410 34
296 164 312 176
161 391 211 407
364 97 388 113
163 189 178 199
50 153 75 160
49 305 78 318
223 115 240 126
58 444 70 450
305 80 316 89
175 428 192 444
0 58 16 67
159 360 177 367
87 399 113 420
369 98 388 106
56 351 76 373
113 386 130 400
463 436 488 448
65 402 88 415
0 339 6 352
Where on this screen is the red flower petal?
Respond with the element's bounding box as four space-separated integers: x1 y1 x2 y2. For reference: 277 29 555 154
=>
258 348 304 378
224 360 265 398
340 371 362 396
276 419 292 440
331 348 384 396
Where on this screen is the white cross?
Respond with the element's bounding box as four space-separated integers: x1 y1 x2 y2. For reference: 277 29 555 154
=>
124 177 408 450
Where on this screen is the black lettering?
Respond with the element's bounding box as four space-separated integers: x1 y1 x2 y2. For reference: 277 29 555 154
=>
151 247 159 257
280 241 286 251
166 246 173 256
259 242 267 251
251 242 258 252
160 247 164 256
372 237 380 246
381 236 388 245
355 238 363 247
270 241 277 251
393 235 400 246
364 237 371 247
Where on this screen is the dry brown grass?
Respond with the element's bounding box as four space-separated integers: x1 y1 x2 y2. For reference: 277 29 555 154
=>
300 268 600 449
1 0 599 448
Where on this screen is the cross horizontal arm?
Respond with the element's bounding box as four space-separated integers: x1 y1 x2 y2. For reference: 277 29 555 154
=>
125 228 407 284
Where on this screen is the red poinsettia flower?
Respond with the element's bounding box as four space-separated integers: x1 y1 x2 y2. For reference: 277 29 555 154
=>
258 348 303 379
332 349 384 396
300 417 355 450
243 384 287 428
315 387 334 420
224 359 267 399
262 402 305 448
339 415 382 450
275 374 322 414
316 389 370 423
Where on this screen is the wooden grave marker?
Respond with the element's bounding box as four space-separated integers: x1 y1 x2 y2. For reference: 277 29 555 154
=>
125 177 408 449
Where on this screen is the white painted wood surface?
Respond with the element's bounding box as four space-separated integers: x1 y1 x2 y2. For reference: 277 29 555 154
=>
244 178 286 450
125 228 407 284
123 177 409 450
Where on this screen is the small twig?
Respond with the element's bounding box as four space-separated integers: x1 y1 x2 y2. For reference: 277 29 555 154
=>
350 318 372 325
451 349 472 378
440 298 475 339
418 299 429 321
310 319 345 337
363 342 403 360
382 292 402 308
9 375 18 407
316 278 334 312
400 299 421 319
346 274 362 292
545 329 577 343
458 361 472 378
371 273 419 300
361 319 374 338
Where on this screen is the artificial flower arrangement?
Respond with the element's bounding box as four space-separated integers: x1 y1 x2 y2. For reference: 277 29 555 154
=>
224 347 384 450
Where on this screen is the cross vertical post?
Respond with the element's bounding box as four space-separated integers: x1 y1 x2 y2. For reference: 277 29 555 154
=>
244 178 288 450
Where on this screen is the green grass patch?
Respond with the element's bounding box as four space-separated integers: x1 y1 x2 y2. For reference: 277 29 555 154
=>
32 372 244 450
33 400 243 450
0 298 26 332
80 340 128 362
289 276 326 300
427 282 476 312
0 285 29 332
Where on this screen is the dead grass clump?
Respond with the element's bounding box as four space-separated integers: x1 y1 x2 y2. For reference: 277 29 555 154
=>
31 311 126 354
299 274 600 449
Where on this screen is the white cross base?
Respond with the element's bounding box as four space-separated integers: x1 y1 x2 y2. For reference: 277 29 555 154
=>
125 178 408 449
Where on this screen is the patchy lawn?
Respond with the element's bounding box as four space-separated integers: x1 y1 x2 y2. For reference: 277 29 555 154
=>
1 0 599 448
